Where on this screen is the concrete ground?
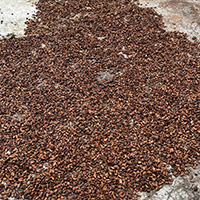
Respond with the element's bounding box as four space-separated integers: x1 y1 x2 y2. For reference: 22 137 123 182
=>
0 0 199 199
138 165 200 200
136 1 200 198
138 0 200 41
0 0 38 40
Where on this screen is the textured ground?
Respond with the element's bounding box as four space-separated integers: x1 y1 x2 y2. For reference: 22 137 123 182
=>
137 1 200 199
0 0 199 200
138 0 200 41
138 165 200 200
0 0 38 40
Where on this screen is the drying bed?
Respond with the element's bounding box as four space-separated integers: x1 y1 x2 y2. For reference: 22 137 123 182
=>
0 0 199 199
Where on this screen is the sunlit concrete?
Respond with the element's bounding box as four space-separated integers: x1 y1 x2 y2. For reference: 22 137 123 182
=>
0 0 38 39
138 0 200 41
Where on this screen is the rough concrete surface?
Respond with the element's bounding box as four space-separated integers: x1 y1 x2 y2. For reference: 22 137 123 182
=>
138 0 200 41
138 165 200 200
136 1 200 198
0 0 38 39
0 0 200 200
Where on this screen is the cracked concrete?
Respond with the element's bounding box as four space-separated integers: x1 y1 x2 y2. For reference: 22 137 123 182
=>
0 0 200 200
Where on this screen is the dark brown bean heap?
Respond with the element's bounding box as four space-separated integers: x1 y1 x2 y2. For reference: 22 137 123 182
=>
0 0 199 199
